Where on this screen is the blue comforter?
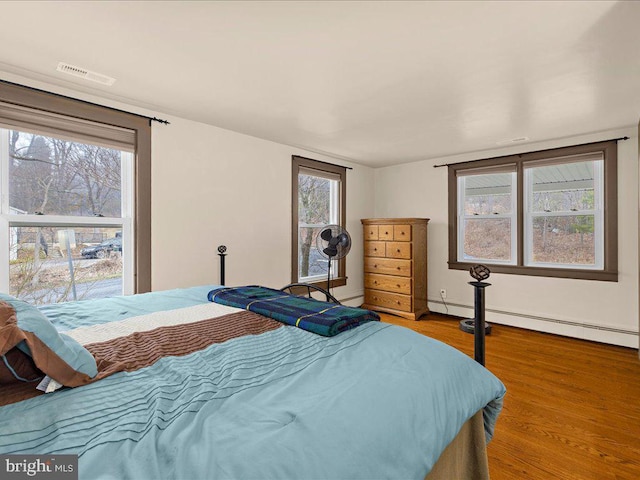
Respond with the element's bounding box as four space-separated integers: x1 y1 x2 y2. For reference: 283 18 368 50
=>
0 286 505 480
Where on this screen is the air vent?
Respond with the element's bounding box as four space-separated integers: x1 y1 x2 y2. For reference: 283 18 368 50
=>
56 62 116 86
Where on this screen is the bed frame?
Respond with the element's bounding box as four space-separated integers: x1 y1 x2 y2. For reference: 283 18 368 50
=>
279 282 341 304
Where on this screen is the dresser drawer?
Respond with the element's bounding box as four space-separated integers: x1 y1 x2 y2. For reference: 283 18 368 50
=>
365 290 412 312
393 225 412 241
365 273 411 294
364 225 378 240
378 225 394 241
364 241 386 257
385 241 411 259
364 257 412 277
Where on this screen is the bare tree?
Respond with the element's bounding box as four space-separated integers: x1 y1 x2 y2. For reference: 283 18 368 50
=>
67 144 121 216
298 174 330 277
7 131 124 300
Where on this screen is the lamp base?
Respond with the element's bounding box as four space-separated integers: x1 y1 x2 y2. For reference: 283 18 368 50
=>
459 319 492 335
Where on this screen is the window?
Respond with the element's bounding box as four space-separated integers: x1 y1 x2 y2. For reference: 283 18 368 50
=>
291 156 347 288
457 167 517 264
448 141 617 281
0 82 151 303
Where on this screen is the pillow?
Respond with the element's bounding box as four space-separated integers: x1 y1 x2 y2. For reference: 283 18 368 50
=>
0 293 97 387
0 347 42 384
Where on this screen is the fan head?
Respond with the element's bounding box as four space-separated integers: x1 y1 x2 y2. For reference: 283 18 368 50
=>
316 225 351 260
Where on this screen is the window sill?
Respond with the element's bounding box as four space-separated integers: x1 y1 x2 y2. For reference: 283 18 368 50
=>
448 261 617 282
296 276 347 290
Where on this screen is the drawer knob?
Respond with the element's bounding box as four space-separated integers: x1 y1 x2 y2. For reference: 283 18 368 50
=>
396 249 400 253
374 248 377 251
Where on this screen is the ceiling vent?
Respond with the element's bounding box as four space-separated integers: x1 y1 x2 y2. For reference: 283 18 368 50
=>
56 62 116 86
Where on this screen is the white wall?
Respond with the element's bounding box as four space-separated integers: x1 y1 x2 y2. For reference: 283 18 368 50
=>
0 72 375 305
374 128 639 348
152 115 375 303
2 72 636 347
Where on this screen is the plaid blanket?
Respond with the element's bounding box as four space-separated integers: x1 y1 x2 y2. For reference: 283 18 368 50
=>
208 286 379 337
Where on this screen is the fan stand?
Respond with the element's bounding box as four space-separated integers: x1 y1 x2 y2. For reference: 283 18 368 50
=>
317 224 350 304
325 254 334 302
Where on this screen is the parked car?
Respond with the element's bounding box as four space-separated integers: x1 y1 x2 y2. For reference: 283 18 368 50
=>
81 238 122 259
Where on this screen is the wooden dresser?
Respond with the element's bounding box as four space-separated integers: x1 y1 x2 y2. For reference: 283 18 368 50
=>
361 218 429 320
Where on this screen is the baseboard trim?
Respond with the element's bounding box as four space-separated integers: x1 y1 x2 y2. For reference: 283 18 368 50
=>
429 299 638 348
339 293 364 303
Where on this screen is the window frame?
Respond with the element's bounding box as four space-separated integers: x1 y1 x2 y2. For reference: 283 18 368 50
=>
0 81 151 293
291 155 347 289
457 167 518 265
448 140 618 281
522 156 605 270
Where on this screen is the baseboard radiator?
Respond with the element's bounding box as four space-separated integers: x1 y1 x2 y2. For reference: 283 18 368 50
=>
429 299 638 337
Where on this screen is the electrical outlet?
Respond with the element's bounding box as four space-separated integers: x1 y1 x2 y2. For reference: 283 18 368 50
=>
440 288 447 299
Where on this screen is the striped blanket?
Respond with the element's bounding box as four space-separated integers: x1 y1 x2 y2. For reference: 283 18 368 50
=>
0 303 281 406
208 286 379 336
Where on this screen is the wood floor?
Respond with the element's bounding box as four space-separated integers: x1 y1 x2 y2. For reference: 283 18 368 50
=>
379 312 640 480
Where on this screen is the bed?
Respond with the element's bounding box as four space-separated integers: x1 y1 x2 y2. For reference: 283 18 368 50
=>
0 285 505 480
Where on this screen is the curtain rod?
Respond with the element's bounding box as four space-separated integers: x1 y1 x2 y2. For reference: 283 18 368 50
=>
433 136 629 168
0 79 170 126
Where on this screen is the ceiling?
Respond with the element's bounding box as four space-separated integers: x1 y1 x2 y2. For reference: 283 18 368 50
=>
0 1 638 168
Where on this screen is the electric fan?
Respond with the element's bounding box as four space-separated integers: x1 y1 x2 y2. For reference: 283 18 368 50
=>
316 224 351 297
